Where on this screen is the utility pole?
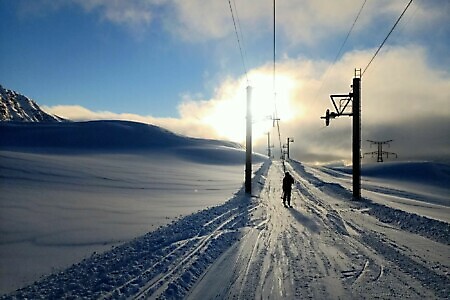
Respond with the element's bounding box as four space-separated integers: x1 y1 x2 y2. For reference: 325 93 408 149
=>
364 140 397 162
245 86 252 194
321 69 362 200
353 71 361 200
267 132 274 158
286 137 294 159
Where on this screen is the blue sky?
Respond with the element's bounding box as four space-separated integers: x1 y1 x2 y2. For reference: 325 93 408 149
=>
1 1 217 116
1 0 449 163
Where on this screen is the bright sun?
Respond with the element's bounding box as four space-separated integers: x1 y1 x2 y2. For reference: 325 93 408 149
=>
201 72 296 143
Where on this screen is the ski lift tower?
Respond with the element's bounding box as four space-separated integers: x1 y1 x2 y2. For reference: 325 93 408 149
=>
321 69 362 200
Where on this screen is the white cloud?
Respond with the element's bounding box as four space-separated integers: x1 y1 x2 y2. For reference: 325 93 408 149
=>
41 104 217 141
73 0 154 26
42 44 450 164
166 0 231 41
16 0 446 48
16 0 163 36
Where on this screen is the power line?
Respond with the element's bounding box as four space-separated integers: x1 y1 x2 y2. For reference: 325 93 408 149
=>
312 0 367 112
272 0 284 161
227 0 249 84
333 0 367 66
362 0 414 76
232 0 249 77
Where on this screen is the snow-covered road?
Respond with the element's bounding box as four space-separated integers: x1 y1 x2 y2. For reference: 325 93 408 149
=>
189 161 449 299
4 160 449 299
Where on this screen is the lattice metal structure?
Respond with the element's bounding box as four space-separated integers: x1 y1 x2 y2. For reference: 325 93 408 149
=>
364 140 397 162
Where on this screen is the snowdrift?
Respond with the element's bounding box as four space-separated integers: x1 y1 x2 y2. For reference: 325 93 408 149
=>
0 120 231 150
328 161 450 189
0 120 264 165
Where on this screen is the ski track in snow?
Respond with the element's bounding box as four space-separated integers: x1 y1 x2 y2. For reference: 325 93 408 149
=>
3 160 450 299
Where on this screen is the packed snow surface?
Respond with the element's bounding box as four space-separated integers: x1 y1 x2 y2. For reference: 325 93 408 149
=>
1 121 449 299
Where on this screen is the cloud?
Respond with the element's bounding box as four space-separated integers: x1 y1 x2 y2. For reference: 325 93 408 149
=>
42 44 450 164
15 0 447 50
41 104 216 140
16 0 163 36
263 45 450 164
166 0 231 42
72 0 156 29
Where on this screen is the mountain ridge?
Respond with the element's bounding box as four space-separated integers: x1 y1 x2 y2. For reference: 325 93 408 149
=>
0 84 64 122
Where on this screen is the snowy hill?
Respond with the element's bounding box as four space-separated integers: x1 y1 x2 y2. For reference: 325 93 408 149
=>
0 120 258 164
0 85 64 122
327 161 450 189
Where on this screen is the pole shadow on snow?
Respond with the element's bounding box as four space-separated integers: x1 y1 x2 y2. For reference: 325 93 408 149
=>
287 207 321 234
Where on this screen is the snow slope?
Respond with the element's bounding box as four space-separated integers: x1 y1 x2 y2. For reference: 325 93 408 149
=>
0 121 266 294
308 162 450 223
0 120 242 153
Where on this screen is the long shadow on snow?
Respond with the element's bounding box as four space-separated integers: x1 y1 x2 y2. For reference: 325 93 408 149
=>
3 162 271 299
287 207 321 234
288 159 450 246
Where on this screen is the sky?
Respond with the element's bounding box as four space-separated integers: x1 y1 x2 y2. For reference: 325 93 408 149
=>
1 0 449 164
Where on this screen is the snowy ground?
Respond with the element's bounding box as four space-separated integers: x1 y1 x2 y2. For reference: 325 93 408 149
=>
0 149 259 295
2 154 449 299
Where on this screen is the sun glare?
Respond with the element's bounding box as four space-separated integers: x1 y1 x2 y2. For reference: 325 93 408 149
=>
202 72 297 143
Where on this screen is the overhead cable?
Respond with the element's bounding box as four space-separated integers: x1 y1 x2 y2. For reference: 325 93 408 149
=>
272 0 284 160
333 0 367 66
232 0 249 76
312 0 367 107
228 0 249 84
362 0 414 76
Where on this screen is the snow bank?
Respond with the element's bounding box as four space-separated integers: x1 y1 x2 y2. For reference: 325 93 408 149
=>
289 160 450 245
0 120 266 165
330 161 450 189
0 120 230 151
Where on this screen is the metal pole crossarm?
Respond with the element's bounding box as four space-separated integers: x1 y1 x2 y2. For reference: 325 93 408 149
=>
330 94 353 115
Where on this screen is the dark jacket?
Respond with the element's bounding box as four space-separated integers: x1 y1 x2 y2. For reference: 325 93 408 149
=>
282 173 294 191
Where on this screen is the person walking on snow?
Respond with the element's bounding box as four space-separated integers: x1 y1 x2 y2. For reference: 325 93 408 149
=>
282 171 295 207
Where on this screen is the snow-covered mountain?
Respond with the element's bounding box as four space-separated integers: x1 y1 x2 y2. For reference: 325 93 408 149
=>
0 84 64 122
